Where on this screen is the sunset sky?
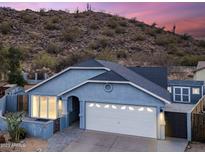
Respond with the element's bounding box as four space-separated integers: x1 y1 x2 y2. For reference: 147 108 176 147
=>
1 2 205 38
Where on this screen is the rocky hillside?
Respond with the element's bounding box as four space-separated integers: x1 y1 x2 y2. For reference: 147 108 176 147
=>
1 7 205 74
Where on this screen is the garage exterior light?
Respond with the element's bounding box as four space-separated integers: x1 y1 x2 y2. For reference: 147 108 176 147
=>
96 104 101 108
129 106 134 111
89 103 94 107
112 105 117 109
121 106 126 110
147 107 153 112
138 107 144 111
104 104 109 108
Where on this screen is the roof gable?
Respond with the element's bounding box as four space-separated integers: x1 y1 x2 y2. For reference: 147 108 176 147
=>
96 60 171 103
90 71 128 81
128 67 167 88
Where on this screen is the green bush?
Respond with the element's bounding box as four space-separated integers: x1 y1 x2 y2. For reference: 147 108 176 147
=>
33 52 57 69
47 43 61 54
62 27 81 42
0 21 12 34
19 128 26 140
5 112 25 143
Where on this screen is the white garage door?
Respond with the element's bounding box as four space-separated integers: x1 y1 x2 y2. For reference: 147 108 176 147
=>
86 102 157 138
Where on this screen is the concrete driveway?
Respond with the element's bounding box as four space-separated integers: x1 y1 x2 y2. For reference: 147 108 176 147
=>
46 125 188 152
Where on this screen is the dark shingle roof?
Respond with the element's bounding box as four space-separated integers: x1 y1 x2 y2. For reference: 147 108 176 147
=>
90 71 128 81
168 80 204 86
73 59 104 67
128 67 167 89
96 60 171 103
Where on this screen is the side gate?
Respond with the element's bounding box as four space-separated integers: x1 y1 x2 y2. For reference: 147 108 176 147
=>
192 96 205 141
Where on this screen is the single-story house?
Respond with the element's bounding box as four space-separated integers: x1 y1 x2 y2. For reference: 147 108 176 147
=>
194 61 205 81
25 59 172 140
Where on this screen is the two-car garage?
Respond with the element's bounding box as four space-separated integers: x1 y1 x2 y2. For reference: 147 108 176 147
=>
85 102 157 138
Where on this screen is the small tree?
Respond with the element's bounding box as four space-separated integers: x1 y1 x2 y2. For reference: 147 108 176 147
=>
7 47 25 86
5 112 25 143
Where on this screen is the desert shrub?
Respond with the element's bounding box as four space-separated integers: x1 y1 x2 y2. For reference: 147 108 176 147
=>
44 21 59 30
129 17 137 24
21 14 33 24
116 50 128 59
131 33 145 41
181 33 192 40
62 27 81 42
136 23 146 30
5 112 25 143
180 55 205 66
155 35 177 46
39 8 46 16
33 52 57 69
0 21 12 34
7 47 25 86
198 40 205 48
119 20 127 27
115 26 126 34
89 37 110 50
145 28 156 37
96 48 116 61
47 43 61 54
106 18 118 29
166 44 185 57
51 16 59 23
55 51 95 72
101 28 115 37
89 22 99 30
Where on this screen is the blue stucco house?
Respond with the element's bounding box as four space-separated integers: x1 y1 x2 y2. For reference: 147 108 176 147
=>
25 59 172 140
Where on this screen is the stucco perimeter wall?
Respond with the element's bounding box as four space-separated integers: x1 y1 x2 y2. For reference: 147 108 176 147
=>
0 96 6 115
62 82 166 139
28 69 106 96
194 69 205 81
0 116 53 139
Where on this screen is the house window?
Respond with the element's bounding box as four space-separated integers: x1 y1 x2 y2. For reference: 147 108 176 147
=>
31 95 58 119
31 95 39 117
40 96 47 118
192 88 200 95
173 87 190 103
48 97 57 119
167 86 172 93
58 99 63 117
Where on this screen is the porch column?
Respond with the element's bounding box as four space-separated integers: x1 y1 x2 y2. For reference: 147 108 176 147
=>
79 100 85 129
61 97 69 128
158 107 165 140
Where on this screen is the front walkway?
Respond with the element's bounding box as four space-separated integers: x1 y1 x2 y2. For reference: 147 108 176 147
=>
45 124 188 152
